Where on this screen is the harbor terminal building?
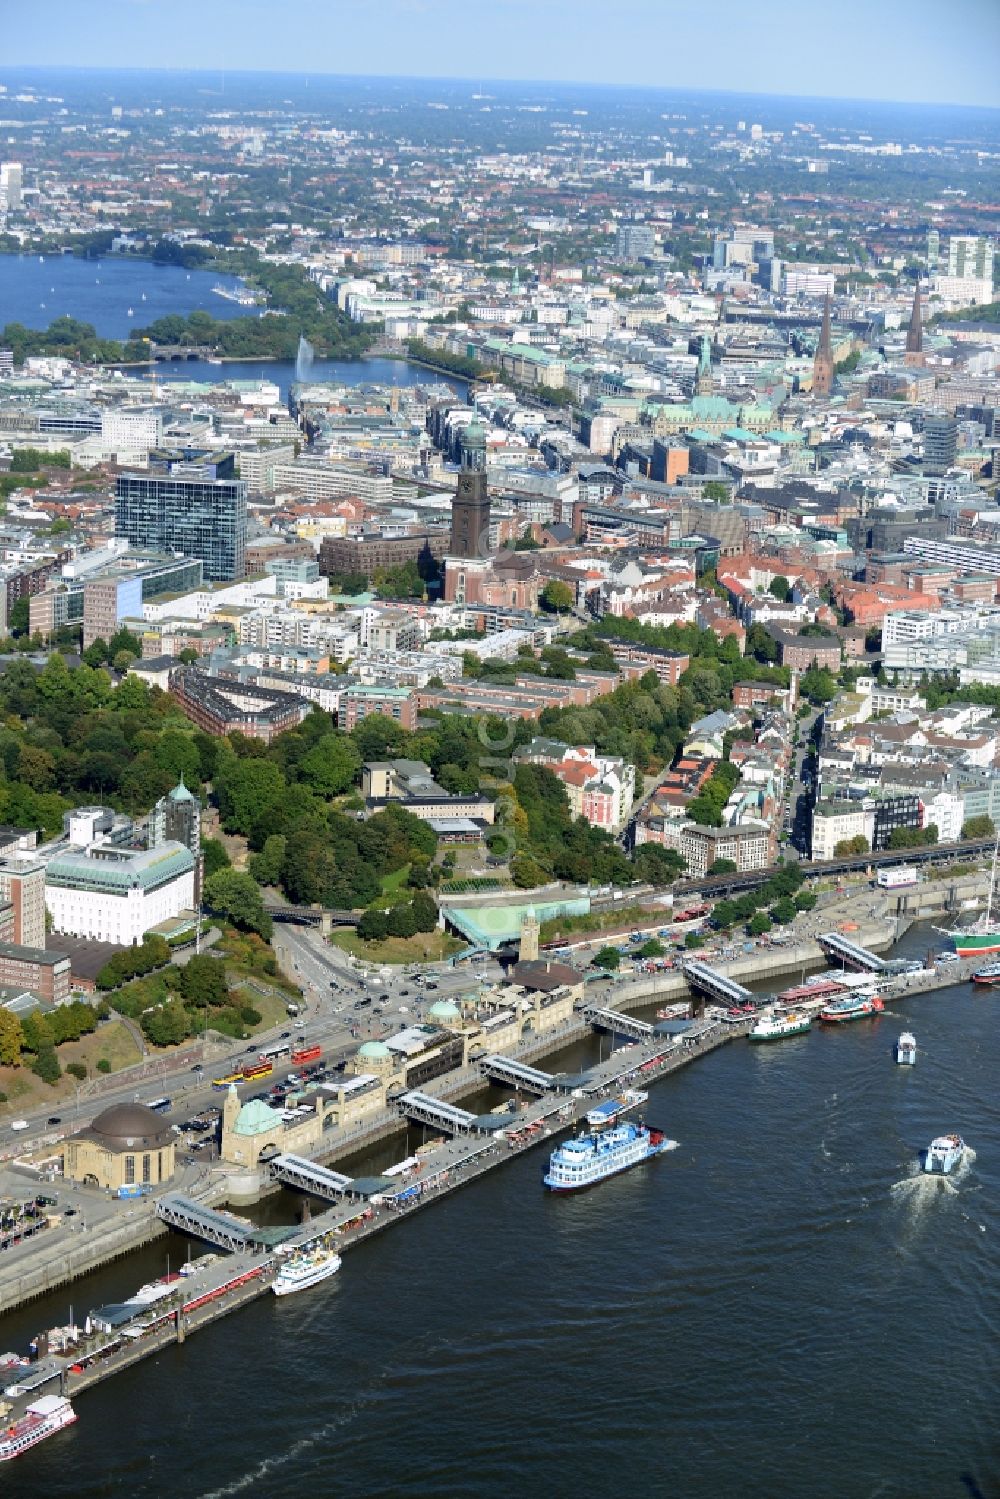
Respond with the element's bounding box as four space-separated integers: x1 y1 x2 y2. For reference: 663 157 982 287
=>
63 1103 177 1193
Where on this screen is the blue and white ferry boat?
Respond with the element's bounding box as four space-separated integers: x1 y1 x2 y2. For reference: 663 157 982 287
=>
923 1133 965 1174
543 1120 675 1192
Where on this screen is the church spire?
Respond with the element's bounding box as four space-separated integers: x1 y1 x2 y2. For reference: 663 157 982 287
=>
812 294 834 397
905 280 924 365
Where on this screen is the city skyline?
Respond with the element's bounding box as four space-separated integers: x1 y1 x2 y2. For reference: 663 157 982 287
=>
4 0 1000 111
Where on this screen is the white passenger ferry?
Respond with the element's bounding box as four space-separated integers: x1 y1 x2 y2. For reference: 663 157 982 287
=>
543 1121 675 1192
272 1246 342 1296
0 1394 77 1462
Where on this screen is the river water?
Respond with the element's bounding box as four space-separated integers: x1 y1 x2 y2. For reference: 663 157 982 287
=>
2 925 997 1499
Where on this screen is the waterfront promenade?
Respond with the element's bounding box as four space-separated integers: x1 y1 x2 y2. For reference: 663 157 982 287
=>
0 905 978 1313
0 1018 737 1428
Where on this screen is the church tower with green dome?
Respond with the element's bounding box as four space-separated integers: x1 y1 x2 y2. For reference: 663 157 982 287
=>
450 419 492 559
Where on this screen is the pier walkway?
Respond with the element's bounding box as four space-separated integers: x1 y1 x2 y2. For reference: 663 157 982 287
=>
396 1090 491 1135
155 1194 279 1251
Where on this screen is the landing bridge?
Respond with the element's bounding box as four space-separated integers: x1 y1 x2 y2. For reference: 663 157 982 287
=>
682 960 753 1007
816 932 885 972
267 1153 354 1201
582 1005 654 1041
397 1091 482 1135
478 1055 555 1094
156 1194 258 1252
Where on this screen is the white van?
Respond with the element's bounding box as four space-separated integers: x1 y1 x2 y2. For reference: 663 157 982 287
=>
11 1119 29 1131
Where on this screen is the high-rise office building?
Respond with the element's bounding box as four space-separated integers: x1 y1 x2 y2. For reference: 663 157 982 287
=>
923 412 958 476
617 224 656 261
926 229 940 271
0 162 23 212
115 451 247 581
449 422 491 559
946 235 994 283
0 859 46 948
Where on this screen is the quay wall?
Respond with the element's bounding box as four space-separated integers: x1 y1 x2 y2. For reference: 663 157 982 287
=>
2 1208 169 1312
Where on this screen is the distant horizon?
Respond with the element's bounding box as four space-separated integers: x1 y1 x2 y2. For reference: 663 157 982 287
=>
1 63 999 117
4 0 999 112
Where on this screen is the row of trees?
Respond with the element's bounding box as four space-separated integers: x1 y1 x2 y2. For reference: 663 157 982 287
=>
96 935 171 990
709 864 815 934
356 893 439 942
0 1000 101 1080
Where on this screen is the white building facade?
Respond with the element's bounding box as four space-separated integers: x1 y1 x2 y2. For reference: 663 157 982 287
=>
45 843 196 946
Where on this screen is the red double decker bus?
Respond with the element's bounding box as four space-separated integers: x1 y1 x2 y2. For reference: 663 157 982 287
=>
291 1043 322 1066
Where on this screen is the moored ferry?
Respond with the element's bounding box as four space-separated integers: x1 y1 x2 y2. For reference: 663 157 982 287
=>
0 1394 77 1462
923 1134 965 1175
543 1121 676 1192
971 961 1000 986
272 1245 342 1296
749 1011 812 1043
775 977 846 1005
819 994 885 1024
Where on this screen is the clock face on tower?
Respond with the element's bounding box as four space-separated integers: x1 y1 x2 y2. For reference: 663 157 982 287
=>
451 466 491 559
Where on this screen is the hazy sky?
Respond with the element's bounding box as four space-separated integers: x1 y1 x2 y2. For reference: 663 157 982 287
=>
4 0 1000 110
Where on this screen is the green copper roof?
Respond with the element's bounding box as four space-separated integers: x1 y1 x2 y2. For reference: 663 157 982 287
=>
233 1098 283 1137
46 843 195 895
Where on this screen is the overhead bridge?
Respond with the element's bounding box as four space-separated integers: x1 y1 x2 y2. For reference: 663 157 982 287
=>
478 1055 554 1093
263 903 359 928
682 960 753 1007
156 1193 257 1252
397 1091 482 1134
268 1153 354 1201
583 1005 654 1041
817 932 885 972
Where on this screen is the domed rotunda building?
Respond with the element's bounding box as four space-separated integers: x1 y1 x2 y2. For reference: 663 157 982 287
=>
64 1102 177 1192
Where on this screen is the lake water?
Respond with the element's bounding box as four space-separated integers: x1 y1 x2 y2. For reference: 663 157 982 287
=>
2 924 996 1499
135 357 468 405
0 255 253 341
0 253 468 401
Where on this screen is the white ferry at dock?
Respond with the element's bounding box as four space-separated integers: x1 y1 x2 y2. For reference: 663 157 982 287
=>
272 1245 342 1296
0 1394 76 1462
543 1120 676 1192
